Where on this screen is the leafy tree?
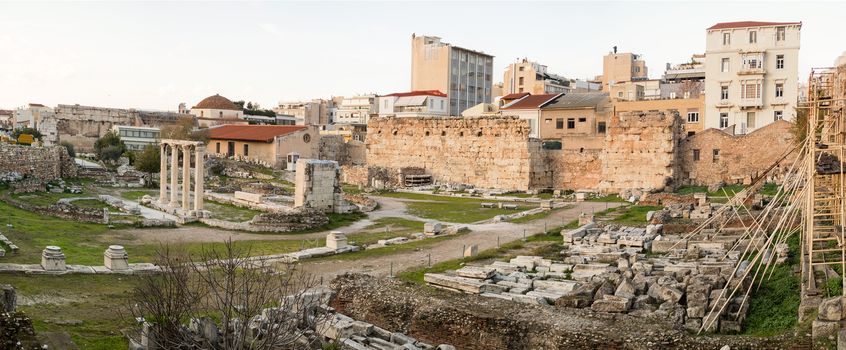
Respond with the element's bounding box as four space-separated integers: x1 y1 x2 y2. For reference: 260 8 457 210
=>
135 145 161 187
59 141 75 157
790 106 808 146
94 131 126 162
161 117 208 143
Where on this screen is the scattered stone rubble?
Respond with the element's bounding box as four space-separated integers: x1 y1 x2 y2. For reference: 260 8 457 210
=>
130 288 455 350
425 221 758 334
0 232 18 257
279 232 359 262
364 223 466 250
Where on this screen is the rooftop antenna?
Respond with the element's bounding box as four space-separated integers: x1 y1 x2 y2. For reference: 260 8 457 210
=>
613 46 617 54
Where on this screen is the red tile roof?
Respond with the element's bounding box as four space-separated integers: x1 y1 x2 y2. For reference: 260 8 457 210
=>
501 93 562 110
501 92 530 100
707 21 801 30
28 103 45 107
385 90 447 97
208 125 307 143
193 94 239 110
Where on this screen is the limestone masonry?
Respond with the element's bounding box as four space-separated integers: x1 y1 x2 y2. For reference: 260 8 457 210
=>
0 143 77 182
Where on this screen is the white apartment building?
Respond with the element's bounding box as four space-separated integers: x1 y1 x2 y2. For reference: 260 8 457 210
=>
13 103 53 129
377 90 448 118
334 95 377 125
704 21 801 134
112 125 160 151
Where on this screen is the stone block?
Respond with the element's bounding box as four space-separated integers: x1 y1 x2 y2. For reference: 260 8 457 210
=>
591 295 631 313
41 246 66 271
533 279 579 293
818 296 843 322
233 191 264 203
326 231 348 250
103 245 129 271
423 221 442 236
813 320 840 340
455 266 495 279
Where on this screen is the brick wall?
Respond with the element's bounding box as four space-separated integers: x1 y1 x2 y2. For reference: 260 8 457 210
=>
0 143 77 182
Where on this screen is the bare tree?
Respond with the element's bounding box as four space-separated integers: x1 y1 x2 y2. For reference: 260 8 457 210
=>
129 241 326 350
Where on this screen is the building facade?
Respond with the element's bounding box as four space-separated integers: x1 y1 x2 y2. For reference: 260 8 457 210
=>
539 92 612 149
190 94 245 128
335 95 377 125
377 90 448 118
207 124 319 169
113 125 160 151
411 34 494 116
599 51 648 91
614 96 706 135
704 21 801 133
13 103 53 129
274 99 334 126
500 93 563 138
503 59 570 95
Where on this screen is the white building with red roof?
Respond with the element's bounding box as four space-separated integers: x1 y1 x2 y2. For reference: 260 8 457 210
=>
704 21 801 134
376 90 448 118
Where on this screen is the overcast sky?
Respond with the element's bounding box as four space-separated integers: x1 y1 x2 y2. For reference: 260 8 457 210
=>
1 1 844 111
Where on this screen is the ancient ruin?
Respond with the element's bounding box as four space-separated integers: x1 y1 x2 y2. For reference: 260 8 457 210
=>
156 139 205 217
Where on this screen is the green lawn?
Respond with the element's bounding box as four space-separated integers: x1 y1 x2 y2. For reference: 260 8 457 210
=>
9 191 88 207
312 230 469 262
743 234 801 336
374 192 536 223
120 190 157 201
500 192 554 199
364 217 425 231
204 200 262 222
675 184 748 197
509 206 573 224
7 274 138 349
586 194 628 202
72 199 110 210
608 205 662 226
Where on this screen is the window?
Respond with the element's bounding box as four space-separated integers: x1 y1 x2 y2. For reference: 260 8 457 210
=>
243 144 249 156
555 118 564 129
440 100 444 109
578 117 586 122
518 66 524 72
774 110 784 121
746 112 756 128
518 77 524 85
219 111 223 118
567 118 575 129
776 26 786 41
742 81 762 99
597 122 607 134
749 30 757 43
775 83 784 98
721 58 730 72
200 111 204 117
519 88 524 93
687 112 700 123
693 149 700 161
617 91 623 98
216 142 221 153
720 86 729 100
713 149 720 162
776 55 784 69
719 113 729 128
722 32 731 45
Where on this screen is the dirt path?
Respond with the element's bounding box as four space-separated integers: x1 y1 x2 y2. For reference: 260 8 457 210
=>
300 201 622 282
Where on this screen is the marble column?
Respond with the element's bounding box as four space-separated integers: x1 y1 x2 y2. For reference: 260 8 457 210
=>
181 145 191 210
170 145 179 206
159 143 167 203
194 146 204 211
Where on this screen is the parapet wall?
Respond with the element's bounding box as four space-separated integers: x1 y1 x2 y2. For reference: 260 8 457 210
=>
366 116 544 191
679 120 795 186
0 143 77 182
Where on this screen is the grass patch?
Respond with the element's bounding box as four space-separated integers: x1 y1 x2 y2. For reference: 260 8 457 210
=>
675 185 708 195
374 192 536 223
204 200 263 222
500 192 554 199
342 184 364 195
315 230 468 262
72 199 110 209
509 206 572 224
743 234 801 336
365 217 425 231
9 191 87 207
608 205 661 226
322 211 367 231
120 190 157 201
761 183 781 196
586 194 627 202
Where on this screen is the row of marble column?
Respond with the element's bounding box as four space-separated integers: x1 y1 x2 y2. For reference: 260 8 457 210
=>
159 142 205 213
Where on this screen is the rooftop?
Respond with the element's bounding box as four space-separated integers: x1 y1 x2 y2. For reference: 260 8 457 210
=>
501 93 563 110
541 92 610 110
208 125 307 143
193 94 239 111
386 90 447 98
707 21 801 30
501 92 530 100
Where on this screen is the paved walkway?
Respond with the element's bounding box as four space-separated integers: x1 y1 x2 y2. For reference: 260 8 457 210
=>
108 196 180 222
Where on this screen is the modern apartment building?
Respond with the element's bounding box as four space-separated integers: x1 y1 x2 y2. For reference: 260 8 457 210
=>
377 90 448 118
500 93 563 138
704 21 801 134
539 92 612 149
13 103 53 129
503 59 570 95
599 50 648 91
112 125 160 151
411 34 494 116
334 95 378 125
274 99 334 126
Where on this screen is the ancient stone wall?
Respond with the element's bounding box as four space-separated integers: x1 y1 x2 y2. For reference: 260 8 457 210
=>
366 116 543 191
679 121 795 186
544 149 604 191
0 143 77 182
47 105 188 152
598 111 683 194
318 136 366 166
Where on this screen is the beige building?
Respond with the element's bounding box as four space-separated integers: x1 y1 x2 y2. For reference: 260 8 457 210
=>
208 124 319 169
411 34 494 116
503 59 570 95
614 95 706 135
190 94 245 128
335 95 377 125
377 90 449 118
461 103 500 118
599 50 648 91
500 93 563 138
539 92 612 149
274 99 333 126
704 21 801 133
13 103 53 129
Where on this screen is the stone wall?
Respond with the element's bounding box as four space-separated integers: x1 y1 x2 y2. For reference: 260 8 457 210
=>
318 136 366 166
294 159 346 212
544 149 604 191
46 104 188 152
679 121 795 186
366 116 544 191
598 111 683 193
0 143 77 182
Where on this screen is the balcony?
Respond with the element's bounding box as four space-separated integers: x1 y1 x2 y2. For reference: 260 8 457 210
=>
739 54 765 75
739 98 763 108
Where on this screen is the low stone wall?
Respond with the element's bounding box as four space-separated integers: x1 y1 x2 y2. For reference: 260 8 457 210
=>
199 208 329 233
343 193 377 212
2 195 104 223
0 143 77 182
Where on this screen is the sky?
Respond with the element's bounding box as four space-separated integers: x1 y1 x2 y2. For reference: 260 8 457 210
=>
1 1 845 111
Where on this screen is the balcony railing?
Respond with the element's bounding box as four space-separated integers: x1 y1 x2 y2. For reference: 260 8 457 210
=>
739 98 763 108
